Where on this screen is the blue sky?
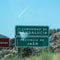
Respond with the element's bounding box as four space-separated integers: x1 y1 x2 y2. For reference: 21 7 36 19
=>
0 0 60 38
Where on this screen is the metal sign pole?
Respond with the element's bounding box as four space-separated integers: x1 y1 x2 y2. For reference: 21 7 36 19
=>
20 48 22 60
17 48 22 60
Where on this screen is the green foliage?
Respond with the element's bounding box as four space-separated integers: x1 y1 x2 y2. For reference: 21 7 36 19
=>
10 38 15 48
41 50 53 60
23 47 32 57
0 51 2 58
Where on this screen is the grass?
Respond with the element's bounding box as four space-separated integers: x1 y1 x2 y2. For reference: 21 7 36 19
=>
52 53 60 60
0 57 16 60
0 52 60 60
25 53 60 60
41 50 53 60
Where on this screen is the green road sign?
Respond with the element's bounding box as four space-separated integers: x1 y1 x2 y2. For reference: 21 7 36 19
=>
15 26 49 36
16 37 49 47
15 26 49 47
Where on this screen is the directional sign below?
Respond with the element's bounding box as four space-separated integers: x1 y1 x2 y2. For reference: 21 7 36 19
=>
16 37 49 47
15 26 49 47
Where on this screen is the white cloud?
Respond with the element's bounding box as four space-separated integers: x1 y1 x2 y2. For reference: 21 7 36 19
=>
18 6 31 19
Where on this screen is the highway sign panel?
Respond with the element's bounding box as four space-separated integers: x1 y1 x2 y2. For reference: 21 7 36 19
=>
15 26 49 36
15 26 49 47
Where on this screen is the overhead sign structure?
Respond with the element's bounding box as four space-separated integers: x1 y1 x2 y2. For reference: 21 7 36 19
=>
0 38 9 47
15 26 49 47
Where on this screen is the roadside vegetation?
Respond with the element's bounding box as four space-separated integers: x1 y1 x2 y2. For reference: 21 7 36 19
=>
0 29 60 60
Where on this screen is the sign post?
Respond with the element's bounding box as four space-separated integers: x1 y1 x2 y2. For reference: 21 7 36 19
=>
15 26 49 60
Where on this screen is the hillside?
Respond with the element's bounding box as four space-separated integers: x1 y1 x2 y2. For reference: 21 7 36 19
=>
0 34 9 38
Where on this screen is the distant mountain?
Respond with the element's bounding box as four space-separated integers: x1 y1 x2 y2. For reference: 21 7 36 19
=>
0 34 9 38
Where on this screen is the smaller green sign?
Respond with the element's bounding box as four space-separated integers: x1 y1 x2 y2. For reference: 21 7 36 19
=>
16 37 49 47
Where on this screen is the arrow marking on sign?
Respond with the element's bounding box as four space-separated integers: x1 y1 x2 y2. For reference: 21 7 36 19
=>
19 32 29 41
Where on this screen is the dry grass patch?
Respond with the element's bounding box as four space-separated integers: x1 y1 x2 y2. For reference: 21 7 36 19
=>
52 54 60 60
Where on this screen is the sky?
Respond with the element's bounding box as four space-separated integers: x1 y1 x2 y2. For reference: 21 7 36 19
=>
0 0 60 38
